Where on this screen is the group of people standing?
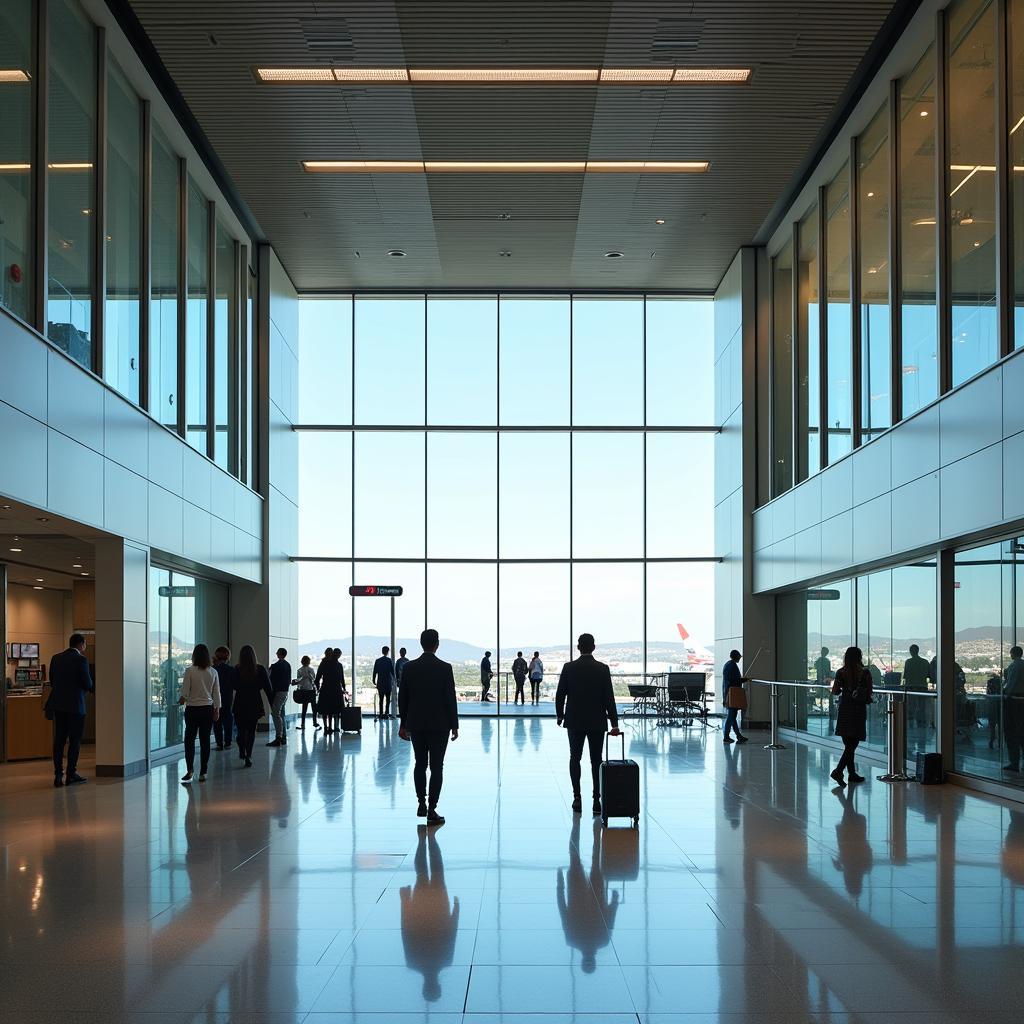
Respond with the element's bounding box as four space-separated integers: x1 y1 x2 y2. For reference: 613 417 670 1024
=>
481 650 545 704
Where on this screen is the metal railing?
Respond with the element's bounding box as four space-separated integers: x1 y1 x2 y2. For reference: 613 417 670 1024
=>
749 679 937 780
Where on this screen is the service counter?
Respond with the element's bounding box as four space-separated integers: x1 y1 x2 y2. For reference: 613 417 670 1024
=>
5 690 52 760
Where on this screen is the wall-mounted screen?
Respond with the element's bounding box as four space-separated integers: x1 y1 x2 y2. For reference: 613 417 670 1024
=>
20 643 39 659
7 643 22 659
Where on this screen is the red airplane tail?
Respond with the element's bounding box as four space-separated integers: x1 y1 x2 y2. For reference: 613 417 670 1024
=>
676 623 690 642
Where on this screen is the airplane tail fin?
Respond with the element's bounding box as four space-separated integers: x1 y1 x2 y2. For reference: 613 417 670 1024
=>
676 623 690 642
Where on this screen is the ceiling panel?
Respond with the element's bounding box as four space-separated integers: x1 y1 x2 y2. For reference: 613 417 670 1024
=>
125 0 900 291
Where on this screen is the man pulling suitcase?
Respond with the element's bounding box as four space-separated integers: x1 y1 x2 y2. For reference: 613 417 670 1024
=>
555 633 622 817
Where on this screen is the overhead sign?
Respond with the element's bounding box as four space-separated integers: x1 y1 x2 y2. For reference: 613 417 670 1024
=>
158 585 195 598
349 585 403 597
806 588 841 601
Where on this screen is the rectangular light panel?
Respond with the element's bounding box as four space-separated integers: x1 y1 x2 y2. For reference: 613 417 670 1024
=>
673 68 752 82
333 68 409 82
303 159 708 174
0 69 31 83
259 66 752 85
256 67 336 82
409 68 599 82
600 68 674 82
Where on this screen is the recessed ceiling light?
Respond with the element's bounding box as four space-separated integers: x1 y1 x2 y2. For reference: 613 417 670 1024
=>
673 68 751 83
334 67 408 82
79 572 89 577
1 504 11 510
35 578 44 583
254 67 335 82
47 162 93 171
867 191 874 198
604 251 624 259
0 70 30 83
37 516 49 523
655 218 666 225
33 586 44 591
0 163 31 173
499 250 512 257
386 249 407 258
304 159 708 174
599 68 674 82
10 547 22 552
913 217 937 226
920 109 929 117
72 563 83 568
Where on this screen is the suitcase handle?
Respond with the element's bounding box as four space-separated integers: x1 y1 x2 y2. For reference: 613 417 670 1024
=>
605 731 625 761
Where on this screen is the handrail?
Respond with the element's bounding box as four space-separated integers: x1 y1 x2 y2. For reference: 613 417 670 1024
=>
748 678 937 698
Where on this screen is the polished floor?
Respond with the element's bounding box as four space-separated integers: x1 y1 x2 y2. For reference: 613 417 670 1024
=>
2 718 1024 1023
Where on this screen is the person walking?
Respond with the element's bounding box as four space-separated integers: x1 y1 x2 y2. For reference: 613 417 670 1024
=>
396 646 410 702
317 648 347 734
830 645 873 787
529 651 544 705
722 649 750 744
46 632 94 787
1003 645 1024 772
555 633 620 816
373 645 396 720
212 645 237 751
294 654 319 730
234 644 273 767
512 651 528 706
398 629 459 825
178 643 221 783
268 648 291 746
480 651 494 703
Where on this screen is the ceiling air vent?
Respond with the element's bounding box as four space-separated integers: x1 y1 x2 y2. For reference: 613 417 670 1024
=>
299 17 353 52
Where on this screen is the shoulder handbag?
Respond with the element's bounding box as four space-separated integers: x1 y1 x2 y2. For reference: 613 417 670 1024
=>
725 684 748 710
850 669 874 704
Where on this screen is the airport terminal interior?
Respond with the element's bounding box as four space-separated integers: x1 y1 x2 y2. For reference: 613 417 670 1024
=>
4 0 1024 1020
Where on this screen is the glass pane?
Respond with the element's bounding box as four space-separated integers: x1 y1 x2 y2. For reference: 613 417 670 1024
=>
796 206 820 479
646 297 714 425
892 561 938 758
245 265 255 484
427 562 497 708
499 296 570 425
427 296 497 425
185 179 209 453
297 560 353 686
572 433 643 557
858 104 891 439
646 562 715 679
498 563 570 704
352 561 425 703
47 0 96 369
856 569 893 753
150 126 179 430
214 222 236 471
498 432 570 558
646 432 714 557
0 0 34 323
427 432 496 558
298 431 352 557
354 431 424 557
298 298 352 424
948 0 998 385
825 164 853 461
572 297 643 425
355 296 424 425
1013 0 1024 343
104 59 141 403
899 47 938 416
772 241 794 493
572 563 643 694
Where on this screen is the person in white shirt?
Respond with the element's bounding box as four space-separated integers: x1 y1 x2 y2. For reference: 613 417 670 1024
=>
178 643 221 783
295 654 319 730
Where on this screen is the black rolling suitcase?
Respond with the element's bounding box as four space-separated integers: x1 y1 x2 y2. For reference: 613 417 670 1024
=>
916 751 943 784
600 733 640 828
340 701 362 733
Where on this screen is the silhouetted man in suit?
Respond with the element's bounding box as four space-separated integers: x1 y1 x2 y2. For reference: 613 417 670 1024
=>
480 651 493 702
47 633 94 787
399 629 459 825
556 633 620 816
373 645 396 720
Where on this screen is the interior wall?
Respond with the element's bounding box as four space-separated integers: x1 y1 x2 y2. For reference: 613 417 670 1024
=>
5 583 72 671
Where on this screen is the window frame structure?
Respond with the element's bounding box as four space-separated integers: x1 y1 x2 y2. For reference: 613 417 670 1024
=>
765 0 1022 503
0 0 255 491
293 293 721 690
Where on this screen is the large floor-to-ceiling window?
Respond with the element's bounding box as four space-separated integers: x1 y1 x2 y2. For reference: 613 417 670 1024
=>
295 295 716 709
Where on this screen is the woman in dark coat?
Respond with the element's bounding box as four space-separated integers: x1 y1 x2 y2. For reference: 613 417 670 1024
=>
830 645 873 787
233 644 273 767
316 649 347 734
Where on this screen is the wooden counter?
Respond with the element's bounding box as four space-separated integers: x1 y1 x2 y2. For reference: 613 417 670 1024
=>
6 692 52 760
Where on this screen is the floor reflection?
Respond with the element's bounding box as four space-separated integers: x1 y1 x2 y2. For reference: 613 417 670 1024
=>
557 817 618 971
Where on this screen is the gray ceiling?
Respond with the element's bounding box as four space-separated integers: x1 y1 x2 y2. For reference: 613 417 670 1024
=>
0 498 99 592
125 0 900 292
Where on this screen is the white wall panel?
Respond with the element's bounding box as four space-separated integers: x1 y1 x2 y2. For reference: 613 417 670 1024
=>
148 483 183 554
891 404 939 488
794 474 822 534
0 401 47 507
209 469 234 528
753 507 773 552
47 430 104 527
820 456 853 520
1003 431 1024 522
103 390 149 476
211 515 235 573
939 368 1001 467
794 524 822 581
1003 355 1024 438
0 314 47 421
103 461 148 544
852 492 892 564
183 447 212 513
820 510 853 576
183 502 213 567
891 472 939 553
851 434 891 505
48 350 105 454
147 420 183 495
939 444 1003 540
772 489 795 546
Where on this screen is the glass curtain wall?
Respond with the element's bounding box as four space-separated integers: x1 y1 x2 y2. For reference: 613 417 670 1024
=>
47 0 96 369
104 59 142 403
185 179 209 453
825 165 854 462
1012 0 1024 344
771 242 794 494
295 295 717 712
777 560 937 761
214 221 236 471
796 206 820 479
0 0 34 325
150 126 179 429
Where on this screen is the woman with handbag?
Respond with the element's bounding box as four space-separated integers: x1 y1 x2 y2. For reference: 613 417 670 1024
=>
830 645 873 787
294 654 319 730
722 649 749 744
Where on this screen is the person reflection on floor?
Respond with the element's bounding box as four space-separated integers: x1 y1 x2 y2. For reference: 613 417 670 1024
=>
832 787 873 899
530 715 542 751
557 816 618 973
480 716 493 754
513 716 527 752
400 827 460 1002
722 740 744 830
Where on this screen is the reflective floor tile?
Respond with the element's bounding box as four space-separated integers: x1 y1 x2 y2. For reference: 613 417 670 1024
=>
311 964 471 1013
621 965 805 1015
465 965 636 1014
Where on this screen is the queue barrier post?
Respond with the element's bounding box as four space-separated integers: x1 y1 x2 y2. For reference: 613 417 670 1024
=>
879 693 914 782
764 682 786 750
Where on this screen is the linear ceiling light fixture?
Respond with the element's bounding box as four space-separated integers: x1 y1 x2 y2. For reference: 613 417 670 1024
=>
303 159 709 173
0 163 31 172
0 69 31 83
257 66 750 85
